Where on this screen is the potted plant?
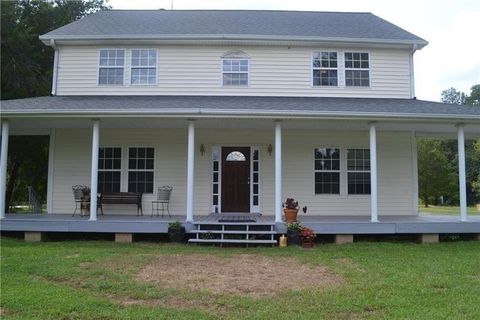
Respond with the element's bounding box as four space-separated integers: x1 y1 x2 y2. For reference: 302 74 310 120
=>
283 198 299 222
168 221 185 243
299 227 316 248
286 221 303 245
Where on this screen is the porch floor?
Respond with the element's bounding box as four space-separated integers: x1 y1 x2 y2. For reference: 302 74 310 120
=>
1 213 478 234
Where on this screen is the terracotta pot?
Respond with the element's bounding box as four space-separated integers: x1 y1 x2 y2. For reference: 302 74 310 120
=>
284 208 299 222
476 203 480 212
302 241 315 249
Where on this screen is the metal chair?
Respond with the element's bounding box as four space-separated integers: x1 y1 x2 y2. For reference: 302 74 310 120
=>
152 186 172 217
72 185 103 217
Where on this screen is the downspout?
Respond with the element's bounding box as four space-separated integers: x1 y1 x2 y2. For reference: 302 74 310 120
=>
409 44 418 99
50 39 59 96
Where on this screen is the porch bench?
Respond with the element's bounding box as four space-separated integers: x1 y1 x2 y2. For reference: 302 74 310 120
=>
100 192 143 216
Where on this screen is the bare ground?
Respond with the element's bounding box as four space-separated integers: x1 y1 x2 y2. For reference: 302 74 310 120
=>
137 254 343 297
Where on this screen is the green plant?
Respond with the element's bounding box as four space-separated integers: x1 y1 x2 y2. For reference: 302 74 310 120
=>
286 221 303 232
168 221 183 229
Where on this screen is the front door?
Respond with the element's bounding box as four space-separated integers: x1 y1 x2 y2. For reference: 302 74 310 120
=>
221 147 250 212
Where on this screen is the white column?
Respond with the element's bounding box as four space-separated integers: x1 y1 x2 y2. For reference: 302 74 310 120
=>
0 120 9 219
369 122 378 222
89 120 100 221
186 120 195 222
457 124 467 222
274 120 282 223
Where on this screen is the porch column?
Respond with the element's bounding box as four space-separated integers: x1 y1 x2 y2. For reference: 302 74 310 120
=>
274 120 282 223
186 120 195 223
369 122 379 222
0 120 9 219
89 120 100 221
457 124 468 222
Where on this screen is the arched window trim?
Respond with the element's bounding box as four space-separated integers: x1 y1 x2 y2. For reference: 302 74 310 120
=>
221 50 250 59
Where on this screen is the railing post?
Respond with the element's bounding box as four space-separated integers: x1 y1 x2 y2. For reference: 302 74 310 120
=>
0 120 9 219
89 120 100 221
457 124 467 222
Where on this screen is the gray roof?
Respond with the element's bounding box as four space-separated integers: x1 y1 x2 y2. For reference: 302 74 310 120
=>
1 96 479 120
40 10 427 46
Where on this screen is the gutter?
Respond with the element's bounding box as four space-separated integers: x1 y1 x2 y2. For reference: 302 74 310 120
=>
409 44 418 98
39 33 429 49
50 40 59 96
2 108 479 122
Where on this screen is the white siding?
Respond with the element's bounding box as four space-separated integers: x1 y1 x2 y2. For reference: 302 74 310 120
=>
51 128 415 216
56 45 412 98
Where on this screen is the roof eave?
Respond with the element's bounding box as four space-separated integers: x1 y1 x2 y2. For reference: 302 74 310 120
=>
39 34 428 49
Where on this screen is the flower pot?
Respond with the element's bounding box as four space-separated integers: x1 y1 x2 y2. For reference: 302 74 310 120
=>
284 208 299 222
168 227 186 243
287 230 301 245
301 241 315 249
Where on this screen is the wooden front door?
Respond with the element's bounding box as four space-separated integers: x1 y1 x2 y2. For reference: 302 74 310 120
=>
221 147 250 212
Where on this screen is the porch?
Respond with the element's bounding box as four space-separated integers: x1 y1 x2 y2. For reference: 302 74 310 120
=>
2 213 479 235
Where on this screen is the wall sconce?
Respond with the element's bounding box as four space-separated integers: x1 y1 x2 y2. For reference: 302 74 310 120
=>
267 144 273 156
200 144 206 156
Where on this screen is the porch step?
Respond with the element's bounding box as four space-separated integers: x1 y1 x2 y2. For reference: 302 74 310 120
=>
189 215 277 246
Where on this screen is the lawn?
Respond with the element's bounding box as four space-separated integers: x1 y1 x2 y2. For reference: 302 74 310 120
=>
419 205 479 216
1 238 480 319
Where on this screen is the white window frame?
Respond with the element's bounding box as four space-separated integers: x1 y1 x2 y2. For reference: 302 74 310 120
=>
250 146 261 213
98 146 122 193
344 51 371 88
346 148 371 195
312 51 339 87
127 146 155 194
211 146 222 213
313 147 341 195
97 49 125 86
130 48 158 85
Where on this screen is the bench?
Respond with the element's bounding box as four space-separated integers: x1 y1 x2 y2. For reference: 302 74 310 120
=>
100 192 143 216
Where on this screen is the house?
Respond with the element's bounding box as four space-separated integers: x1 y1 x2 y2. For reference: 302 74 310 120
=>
1 10 479 244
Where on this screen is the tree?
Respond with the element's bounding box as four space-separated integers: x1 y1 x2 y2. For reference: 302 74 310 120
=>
1 0 109 100
465 84 480 106
1 0 109 210
441 87 466 105
417 139 457 207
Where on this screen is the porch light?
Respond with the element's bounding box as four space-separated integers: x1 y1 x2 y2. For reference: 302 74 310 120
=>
200 144 206 156
268 144 273 156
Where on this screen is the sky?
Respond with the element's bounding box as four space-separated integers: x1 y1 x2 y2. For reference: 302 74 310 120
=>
109 0 480 102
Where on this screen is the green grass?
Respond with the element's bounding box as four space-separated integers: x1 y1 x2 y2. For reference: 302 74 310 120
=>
1 238 480 319
419 205 479 215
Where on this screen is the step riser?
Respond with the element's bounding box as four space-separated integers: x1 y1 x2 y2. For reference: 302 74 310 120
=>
190 221 277 245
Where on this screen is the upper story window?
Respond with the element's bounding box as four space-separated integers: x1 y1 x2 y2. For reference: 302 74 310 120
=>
221 51 249 86
344 52 370 87
98 49 125 85
312 52 338 86
131 49 157 85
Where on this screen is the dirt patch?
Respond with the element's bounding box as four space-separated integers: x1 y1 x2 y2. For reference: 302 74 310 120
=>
137 254 343 297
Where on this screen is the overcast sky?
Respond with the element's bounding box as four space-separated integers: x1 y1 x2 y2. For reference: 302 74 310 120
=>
109 0 480 101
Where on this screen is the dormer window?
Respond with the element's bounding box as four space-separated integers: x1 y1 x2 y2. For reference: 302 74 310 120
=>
131 49 157 85
221 51 249 86
345 52 370 87
98 49 125 85
312 52 338 87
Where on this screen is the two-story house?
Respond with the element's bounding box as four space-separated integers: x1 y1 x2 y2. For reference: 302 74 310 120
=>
1 10 479 244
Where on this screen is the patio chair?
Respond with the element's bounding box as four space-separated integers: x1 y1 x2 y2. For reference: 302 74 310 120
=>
152 186 172 217
72 185 103 217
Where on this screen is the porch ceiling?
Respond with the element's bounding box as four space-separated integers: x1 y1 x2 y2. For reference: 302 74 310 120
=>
6 117 480 138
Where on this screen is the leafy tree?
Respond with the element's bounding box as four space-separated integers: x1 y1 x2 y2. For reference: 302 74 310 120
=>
417 139 457 207
1 0 108 210
465 84 480 106
441 87 467 105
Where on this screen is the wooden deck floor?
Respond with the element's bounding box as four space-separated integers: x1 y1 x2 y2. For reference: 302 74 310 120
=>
1 213 479 234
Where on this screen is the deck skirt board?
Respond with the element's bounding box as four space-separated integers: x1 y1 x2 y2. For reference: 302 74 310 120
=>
1 214 478 234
